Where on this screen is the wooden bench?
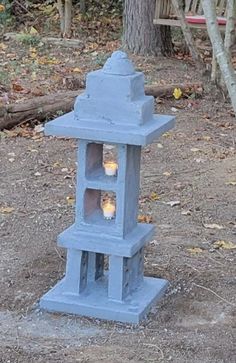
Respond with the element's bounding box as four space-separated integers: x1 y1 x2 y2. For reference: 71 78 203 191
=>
154 0 227 30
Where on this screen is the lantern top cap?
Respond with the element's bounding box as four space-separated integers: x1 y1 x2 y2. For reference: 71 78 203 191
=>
102 51 135 76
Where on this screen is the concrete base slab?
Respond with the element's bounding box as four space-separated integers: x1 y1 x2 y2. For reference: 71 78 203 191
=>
40 276 169 324
58 223 155 257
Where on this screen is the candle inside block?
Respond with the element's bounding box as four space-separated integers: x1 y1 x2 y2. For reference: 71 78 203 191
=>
102 201 115 219
104 161 118 176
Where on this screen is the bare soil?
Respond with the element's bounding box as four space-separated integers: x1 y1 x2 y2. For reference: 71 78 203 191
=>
0 43 236 363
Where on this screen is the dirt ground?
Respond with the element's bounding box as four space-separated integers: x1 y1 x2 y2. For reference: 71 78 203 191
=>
0 46 236 362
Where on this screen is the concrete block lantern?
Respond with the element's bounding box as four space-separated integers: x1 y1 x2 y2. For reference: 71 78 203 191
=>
40 51 175 323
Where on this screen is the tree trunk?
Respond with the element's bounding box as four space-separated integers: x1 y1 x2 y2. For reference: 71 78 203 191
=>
64 0 72 38
220 0 236 86
224 0 236 59
80 0 86 14
57 0 65 35
123 0 173 56
202 0 236 115
56 0 72 38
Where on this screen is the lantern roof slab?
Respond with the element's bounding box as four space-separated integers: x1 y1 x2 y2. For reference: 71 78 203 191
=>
44 111 175 146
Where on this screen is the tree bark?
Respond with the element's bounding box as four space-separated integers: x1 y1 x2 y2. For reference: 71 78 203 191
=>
64 0 72 38
224 0 236 59
123 0 173 56
0 91 81 130
220 0 236 86
202 0 236 115
80 0 86 14
56 0 72 38
57 0 65 35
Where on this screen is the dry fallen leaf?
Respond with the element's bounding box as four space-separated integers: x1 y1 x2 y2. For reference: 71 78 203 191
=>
0 42 7 50
73 67 82 73
52 161 61 168
29 26 38 35
187 247 203 254
191 147 201 152
204 223 224 230
181 210 191 216
163 171 172 176
213 240 236 250
163 132 172 138
12 83 24 92
66 196 75 206
34 125 44 133
202 135 211 141
173 87 182 100
150 192 159 201
164 200 180 207
0 206 15 214
138 215 153 223
226 181 236 186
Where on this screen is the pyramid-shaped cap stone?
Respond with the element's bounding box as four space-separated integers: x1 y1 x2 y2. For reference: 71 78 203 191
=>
74 51 154 126
102 51 135 76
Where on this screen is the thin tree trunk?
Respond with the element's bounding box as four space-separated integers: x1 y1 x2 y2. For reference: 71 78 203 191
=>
171 0 204 68
80 0 86 14
64 0 72 38
202 0 236 115
220 0 236 86
123 0 173 56
224 0 236 58
57 0 65 36
56 0 72 38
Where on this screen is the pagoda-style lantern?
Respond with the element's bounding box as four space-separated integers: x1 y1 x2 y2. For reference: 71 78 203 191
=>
40 51 175 323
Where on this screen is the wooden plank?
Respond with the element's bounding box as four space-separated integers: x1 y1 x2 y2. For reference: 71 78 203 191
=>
166 0 172 17
154 0 162 19
154 0 172 19
154 17 226 31
153 18 181 27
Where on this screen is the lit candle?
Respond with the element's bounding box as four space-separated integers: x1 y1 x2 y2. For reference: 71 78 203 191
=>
103 161 118 176
102 201 115 219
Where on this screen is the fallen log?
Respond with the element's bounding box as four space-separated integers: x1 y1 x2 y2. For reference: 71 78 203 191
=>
0 83 203 130
0 91 82 130
145 83 203 98
4 32 84 49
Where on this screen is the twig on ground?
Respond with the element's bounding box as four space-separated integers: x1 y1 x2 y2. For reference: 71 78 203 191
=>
192 282 236 307
54 247 65 261
143 343 164 360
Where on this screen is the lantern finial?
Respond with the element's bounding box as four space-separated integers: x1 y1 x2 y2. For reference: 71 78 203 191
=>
102 50 135 75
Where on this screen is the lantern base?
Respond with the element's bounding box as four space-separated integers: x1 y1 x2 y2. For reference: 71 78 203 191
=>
40 276 169 324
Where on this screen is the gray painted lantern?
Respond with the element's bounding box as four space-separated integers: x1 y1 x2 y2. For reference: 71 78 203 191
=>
40 51 175 323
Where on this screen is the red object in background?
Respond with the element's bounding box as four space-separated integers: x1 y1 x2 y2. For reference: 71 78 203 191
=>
186 15 227 25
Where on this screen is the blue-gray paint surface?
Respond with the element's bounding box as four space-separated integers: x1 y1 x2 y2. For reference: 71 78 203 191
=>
40 51 175 323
